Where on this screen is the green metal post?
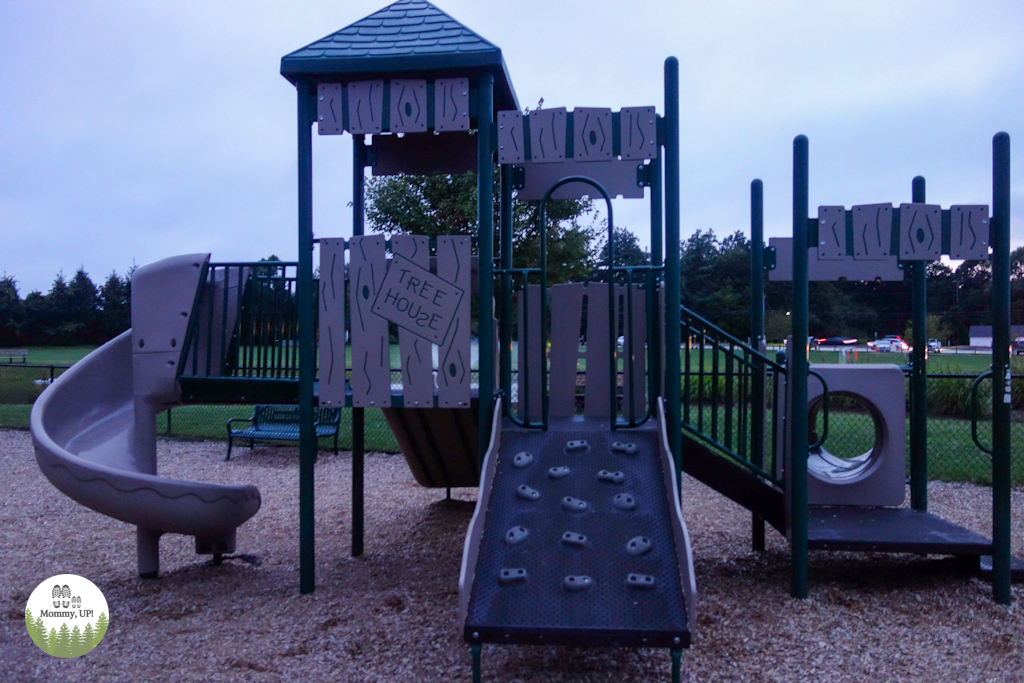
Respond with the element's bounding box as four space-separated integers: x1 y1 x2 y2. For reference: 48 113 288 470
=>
910 176 928 511
750 179 766 552
790 136 810 599
477 74 495 458
352 135 366 558
650 154 663 399
991 132 1012 604
500 164 513 415
296 80 316 595
663 58 682 480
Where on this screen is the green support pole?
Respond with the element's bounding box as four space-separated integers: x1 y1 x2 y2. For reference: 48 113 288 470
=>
790 136 810 599
650 153 663 400
296 80 316 595
500 164 513 415
351 136 366 557
663 58 682 482
910 177 928 511
750 179 766 552
991 132 1012 605
477 74 495 459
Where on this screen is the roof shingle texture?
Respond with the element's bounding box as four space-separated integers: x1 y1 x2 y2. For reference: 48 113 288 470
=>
285 0 499 61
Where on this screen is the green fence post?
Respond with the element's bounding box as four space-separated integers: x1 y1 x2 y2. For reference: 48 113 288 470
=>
991 132 1012 605
352 135 366 558
790 136 810 599
750 179 766 552
477 74 495 460
910 176 928 511
500 164 513 416
663 57 682 482
296 80 317 595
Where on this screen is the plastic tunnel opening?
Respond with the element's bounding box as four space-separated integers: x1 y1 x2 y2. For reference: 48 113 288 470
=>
807 391 886 483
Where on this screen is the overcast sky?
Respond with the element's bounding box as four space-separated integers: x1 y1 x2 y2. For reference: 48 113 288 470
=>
1 0 1021 295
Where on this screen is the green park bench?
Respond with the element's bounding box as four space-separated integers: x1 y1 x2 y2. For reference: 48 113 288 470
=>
226 405 341 461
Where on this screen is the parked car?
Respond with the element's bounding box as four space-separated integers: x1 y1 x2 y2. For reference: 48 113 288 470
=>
816 336 858 347
867 336 910 352
1014 337 1024 355
927 339 942 353
808 336 819 349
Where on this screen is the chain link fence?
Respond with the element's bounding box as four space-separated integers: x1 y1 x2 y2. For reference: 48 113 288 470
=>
2 362 1020 484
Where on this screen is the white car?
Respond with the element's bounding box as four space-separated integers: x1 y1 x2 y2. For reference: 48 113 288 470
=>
867 338 909 352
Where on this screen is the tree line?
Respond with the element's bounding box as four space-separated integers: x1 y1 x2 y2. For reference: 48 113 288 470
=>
0 269 131 347
4 173 1021 350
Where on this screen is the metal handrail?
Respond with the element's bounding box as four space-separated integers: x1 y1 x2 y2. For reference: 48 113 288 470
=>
807 368 830 450
971 370 994 456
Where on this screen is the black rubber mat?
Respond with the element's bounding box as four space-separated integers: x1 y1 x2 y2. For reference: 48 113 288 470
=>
465 422 690 648
808 506 993 554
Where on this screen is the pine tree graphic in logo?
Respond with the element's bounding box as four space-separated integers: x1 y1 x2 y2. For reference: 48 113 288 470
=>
26 575 109 658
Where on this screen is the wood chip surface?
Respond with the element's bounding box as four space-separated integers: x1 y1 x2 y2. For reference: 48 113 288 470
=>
1 429 1021 682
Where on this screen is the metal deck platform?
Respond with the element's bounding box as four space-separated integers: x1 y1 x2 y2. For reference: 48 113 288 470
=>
807 506 993 555
461 415 694 649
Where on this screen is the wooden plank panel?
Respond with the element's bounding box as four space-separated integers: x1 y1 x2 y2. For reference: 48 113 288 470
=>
584 282 616 418
349 235 390 407
516 284 544 423
318 239 347 407
548 284 584 417
391 235 434 407
436 235 472 408
621 285 647 422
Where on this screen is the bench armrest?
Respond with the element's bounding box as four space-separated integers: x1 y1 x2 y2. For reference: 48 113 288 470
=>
227 417 255 429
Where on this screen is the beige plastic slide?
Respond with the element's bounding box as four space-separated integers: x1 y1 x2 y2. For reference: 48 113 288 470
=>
31 254 261 578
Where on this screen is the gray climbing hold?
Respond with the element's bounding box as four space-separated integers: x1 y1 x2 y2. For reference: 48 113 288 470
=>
565 439 590 454
626 536 651 556
597 469 625 484
548 466 572 479
561 496 589 512
612 492 637 511
563 575 593 592
626 573 656 589
499 568 528 585
505 526 529 545
516 485 541 501
561 531 587 548
611 441 638 455
512 451 534 468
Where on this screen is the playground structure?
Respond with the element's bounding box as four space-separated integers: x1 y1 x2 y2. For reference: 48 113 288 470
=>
27 1 1017 681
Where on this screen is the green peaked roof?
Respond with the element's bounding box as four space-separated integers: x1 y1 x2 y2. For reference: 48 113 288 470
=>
281 0 518 111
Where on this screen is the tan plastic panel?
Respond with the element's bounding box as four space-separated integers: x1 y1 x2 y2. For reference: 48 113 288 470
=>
619 107 658 160
949 205 990 260
573 107 613 161
899 203 942 260
317 83 343 135
389 79 427 133
851 203 893 260
816 206 846 261
436 236 472 408
391 235 435 407
548 284 585 417
527 107 567 163
349 235 391 407
347 80 384 134
434 78 470 132
318 239 347 407
497 110 525 164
